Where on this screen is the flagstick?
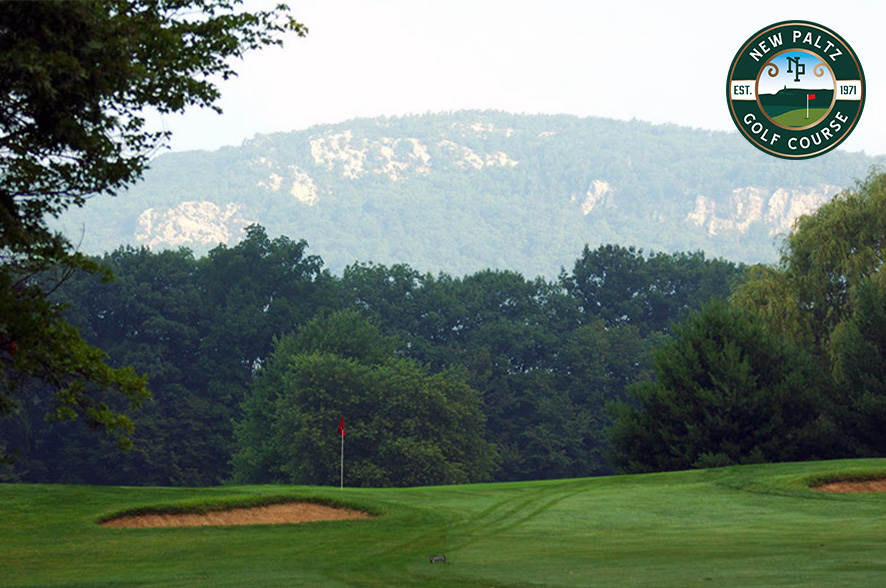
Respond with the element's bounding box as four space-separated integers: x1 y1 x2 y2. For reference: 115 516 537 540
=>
806 95 809 119
340 432 344 489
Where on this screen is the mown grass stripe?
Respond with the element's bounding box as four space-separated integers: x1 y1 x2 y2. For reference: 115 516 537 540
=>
4 459 886 586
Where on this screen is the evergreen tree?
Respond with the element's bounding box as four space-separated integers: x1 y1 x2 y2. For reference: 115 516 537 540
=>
830 270 886 456
609 301 831 473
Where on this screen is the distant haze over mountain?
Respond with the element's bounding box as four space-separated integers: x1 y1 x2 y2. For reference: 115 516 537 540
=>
58 111 885 277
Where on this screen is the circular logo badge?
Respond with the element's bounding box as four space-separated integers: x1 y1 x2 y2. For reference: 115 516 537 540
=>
727 21 864 159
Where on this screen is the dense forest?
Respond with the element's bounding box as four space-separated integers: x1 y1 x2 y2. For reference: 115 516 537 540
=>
7 172 886 487
0 227 743 486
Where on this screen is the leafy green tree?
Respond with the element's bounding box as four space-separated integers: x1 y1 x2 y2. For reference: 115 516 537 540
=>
608 301 831 473
2 226 334 485
190 226 334 479
564 245 744 335
728 171 886 463
0 1 305 455
230 332 300 484
338 262 662 479
1 247 204 483
0 266 147 450
565 245 647 329
233 311 497 487
830 270 886 456
733 172 886 354
554 319 654 475
491 369 578 481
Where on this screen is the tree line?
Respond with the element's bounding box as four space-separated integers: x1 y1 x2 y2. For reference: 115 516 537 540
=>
0 229 743 486
5 171 885 487
610 172 886 472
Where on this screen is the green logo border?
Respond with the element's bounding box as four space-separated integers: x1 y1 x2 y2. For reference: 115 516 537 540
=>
727 20 865 160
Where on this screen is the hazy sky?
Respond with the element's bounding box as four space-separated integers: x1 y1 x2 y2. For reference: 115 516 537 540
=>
155 0 885 156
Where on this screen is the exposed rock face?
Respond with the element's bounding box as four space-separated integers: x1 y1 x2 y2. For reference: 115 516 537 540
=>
372 137 432 180
579 180 613 215
685 185 839 236
310 130 367 179
451 121 517 138
308 130 517 180
436 140 518 171
135 202 253 249
253 157 319 205
288 169 319 205
764 186 837 234
572 179 836 234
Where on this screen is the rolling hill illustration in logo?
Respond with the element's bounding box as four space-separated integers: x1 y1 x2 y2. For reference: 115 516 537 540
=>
756 50 835 128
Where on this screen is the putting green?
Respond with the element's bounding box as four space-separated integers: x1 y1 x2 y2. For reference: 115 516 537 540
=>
771 108 830 127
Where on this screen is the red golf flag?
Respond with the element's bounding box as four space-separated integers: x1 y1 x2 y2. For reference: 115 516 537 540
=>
807 94 816 99
337 416 346 438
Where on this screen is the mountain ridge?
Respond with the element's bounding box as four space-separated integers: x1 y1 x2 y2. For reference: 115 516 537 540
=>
57 110 885 277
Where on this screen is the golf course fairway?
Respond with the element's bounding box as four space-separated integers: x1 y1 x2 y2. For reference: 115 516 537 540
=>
3 459 886 587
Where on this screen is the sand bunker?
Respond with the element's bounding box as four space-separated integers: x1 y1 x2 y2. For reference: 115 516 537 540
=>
101 502 373 528
813 479 886 493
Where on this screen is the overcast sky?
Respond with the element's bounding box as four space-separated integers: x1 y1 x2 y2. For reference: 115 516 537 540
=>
154 0 886 157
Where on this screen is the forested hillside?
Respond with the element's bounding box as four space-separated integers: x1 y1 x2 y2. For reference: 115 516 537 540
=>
57 111 885 277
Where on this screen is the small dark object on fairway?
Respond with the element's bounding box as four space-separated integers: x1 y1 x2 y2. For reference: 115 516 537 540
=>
429 555 446 564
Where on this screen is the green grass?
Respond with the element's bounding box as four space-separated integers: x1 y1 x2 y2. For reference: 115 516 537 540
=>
771 108 829 127
4 459 886 586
